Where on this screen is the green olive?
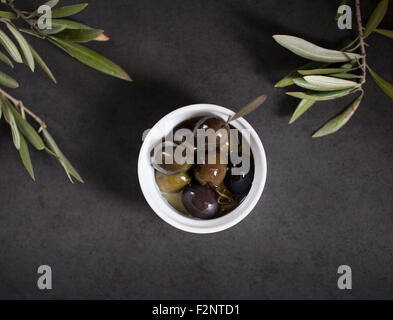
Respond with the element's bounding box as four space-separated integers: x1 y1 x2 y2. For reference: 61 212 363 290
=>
155 171 191 193
163 192 190 216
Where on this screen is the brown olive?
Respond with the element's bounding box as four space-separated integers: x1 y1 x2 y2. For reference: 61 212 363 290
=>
194 152 228 187
155 171 191 193
194 117 229 149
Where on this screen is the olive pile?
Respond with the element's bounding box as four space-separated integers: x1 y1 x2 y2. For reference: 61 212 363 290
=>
152 116 255 220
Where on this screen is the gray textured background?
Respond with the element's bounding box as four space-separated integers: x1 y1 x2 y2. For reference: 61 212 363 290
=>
0 0 392 300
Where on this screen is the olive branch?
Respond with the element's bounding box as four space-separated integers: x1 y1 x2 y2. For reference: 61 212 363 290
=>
274 0 393 138
0 0 131 182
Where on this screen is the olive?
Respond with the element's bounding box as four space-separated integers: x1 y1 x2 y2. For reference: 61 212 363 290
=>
163 192 190 216
182 184 220 219
194 152 228 187
225 154 254 195
193 116 229 149
152 141 192 175
155 171 191 193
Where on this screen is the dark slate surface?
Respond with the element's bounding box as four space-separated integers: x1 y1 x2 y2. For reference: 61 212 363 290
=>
0 0 392 300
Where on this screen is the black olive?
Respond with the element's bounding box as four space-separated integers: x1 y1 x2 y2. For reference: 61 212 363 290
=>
225 154 254 195
182 184 219 220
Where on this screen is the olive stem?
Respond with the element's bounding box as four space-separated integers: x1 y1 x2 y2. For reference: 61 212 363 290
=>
355 0 367 86
0 88 47 130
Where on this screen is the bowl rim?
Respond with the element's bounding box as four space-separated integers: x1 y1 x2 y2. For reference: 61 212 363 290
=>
138 104 267 234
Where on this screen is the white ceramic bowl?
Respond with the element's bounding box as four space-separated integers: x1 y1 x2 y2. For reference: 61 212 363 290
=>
138 104 267 234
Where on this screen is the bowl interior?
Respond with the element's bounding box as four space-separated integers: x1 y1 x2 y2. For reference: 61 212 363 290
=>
138 104 267 234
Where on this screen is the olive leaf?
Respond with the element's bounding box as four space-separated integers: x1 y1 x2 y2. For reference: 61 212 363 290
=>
55 28 104 43
0 29 22 63
0 50 14 67
51 3 89 18
29 45 57 83
0 10 16 19
331 73 361 79
273 35 361 63
289 99 315 124
18 134 35 180
313 95 362 138
286 88 354 101
364 0 389 38
6 22 35 71
293 77 337 92
229 94 268 122
0 71 18 88
5 99 45 150
298 67 355 75
375 28 393 39
29 0 59 17
368 67 393 100
48 36 132 81
275 62 326 87
40 25 67 35
303 76 360 90
0 95 20 149
49 19 92 30
42 128 84 184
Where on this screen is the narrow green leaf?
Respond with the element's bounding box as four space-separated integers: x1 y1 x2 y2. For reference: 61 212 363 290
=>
375 28 393 39
50 19 92 30
55 28 104 43
286 88 355 101
6 23 35 71
40 25 67 35
18 134 35 180
0 11 17 19
29 45 57 83
298 67 355 75
52 3 89 18
6 100 45 150
42 128 84 183
0 29 22 63
275 62 326 87
29 0 59 17
331 73 361 79
0 50 13 68
0 71 18 88
0 95 20 149
364 0 389 38
48 37 132 81
368 67 393 100
304 75 359 90
273 35 361 63
19 28 45 39
313 95 362 138
293 77 338 91
289 99 315 124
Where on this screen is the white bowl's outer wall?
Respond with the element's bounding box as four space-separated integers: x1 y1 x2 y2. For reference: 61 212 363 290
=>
138 104 267 234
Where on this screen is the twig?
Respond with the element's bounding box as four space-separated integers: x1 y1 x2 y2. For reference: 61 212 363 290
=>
0 88 47 130
7 3 42 34
355 0 367 87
